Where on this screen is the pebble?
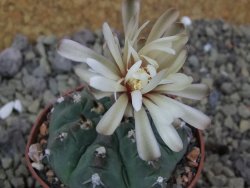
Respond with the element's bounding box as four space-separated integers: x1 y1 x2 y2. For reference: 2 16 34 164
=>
239 120 250 133
11 34 29 51
238 104 250 118
10 177 25 188
50 53 73 73
228 178 244 188
186 147 200 162
28 99 40 113
1 157 13 169
0 48 22 77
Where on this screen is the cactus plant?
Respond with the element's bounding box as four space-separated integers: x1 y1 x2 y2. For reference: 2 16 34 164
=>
47 89 189 188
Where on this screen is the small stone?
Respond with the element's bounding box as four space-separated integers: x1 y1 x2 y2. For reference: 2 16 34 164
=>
186 147 200 162
239 120 250 133
206 27 215 36
188 55 199 68
210 175 227 186
40 123 48 136
50 53 72 73
43 90 56 104
221 104 237 116
72 29 96 45
31 162 44 171
43 35 57 45
221 166 235 177
0 169 6 180
221 82 234 94
28 143 43 162
3 180 11 188
238 104 250 118
10 177 25 188
28 99 40 113
0 48 22 77
11 34 29 51
15 164 29 177
224 116 236 129
228 178 244 188
1 157 13 169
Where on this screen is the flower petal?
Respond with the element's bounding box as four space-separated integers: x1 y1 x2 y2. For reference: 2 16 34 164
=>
157 73 193 91
122 0 140 34
131 90 142 111
103 23 125 74
143 98 183 152
90 76 126 92
165 84 210 100
74 65 98 84
141 69 168 94
166 49 187 75
153 94 210 130
134 107 161 160
96 94 128 135
86 58 120 80
57 39 119 73
124 103 133 117
92 90 113 100
125 60 142 81
140 55 159 69
146 8 179 44
146 94 183 119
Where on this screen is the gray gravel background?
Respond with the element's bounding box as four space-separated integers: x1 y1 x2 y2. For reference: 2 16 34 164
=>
0 20 249 188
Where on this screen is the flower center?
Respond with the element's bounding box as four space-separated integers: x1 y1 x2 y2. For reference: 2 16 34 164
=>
126 68 151 91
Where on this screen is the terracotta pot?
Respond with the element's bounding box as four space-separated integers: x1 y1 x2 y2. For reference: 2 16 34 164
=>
25 86 205 188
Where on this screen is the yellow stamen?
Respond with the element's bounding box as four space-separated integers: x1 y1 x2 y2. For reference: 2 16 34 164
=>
127 79 142 91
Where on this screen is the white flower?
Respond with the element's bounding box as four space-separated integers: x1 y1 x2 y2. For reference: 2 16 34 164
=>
57 1 210 161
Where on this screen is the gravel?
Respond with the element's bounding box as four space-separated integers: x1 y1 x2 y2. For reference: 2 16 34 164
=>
0 20 250 187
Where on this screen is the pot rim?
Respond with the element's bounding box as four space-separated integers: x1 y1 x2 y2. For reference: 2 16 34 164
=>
25 86 205 188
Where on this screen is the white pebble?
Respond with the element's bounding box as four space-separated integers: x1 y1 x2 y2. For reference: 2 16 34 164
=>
13 99 22 112
0 101 14 119
31 162 44 171
203 43 212 52
181 16 192 27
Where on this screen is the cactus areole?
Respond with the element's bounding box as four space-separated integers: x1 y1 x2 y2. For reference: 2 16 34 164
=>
25 86 205 188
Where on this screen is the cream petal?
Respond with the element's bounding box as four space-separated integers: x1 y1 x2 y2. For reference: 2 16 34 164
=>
131 21 150 46
103 23 125 74
147 65 157 77
74 65 98 84
126 41 140 65
165 84 210 100
140 55 159 69
86 58 120 80
122 0 140 34
96 94 128 135
125 60 142 81
124 103 133 117
131 90 142 111
139 42 176 56
154 94 210 130
141 69 168 94
134 107 161 160
143 98 183 152
90 76 126 92
164 23 185 36
156 73 193 91
166 49 187 75
0 101 14 119
146 94 184 119
57 39 119 73
146 8 179 44
92 90 113 100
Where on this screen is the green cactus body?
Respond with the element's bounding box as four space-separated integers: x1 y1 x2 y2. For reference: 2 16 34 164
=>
47 89 188 188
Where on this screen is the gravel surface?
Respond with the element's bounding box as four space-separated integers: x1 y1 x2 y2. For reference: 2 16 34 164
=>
0 20 250 188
